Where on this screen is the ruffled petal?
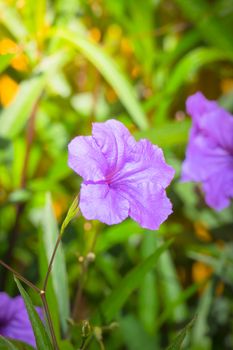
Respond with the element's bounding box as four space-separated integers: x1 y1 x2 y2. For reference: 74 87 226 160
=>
113 139 175 188
68 136 107 181
186 92 218 126
92 119 136 175
181 134 230 182
203 168 233 210
80 183 129 225
115 182 173 230
187 92 233 151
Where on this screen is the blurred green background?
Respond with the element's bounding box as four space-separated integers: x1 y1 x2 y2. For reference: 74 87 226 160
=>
0 0 233 349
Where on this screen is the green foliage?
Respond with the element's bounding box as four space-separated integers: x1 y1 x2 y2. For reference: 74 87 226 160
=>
0 0 233 349
0 337 18 350
40 193 70 333
98 240 171 323
166 317 196 350
14 278 53 350
56 29 149 130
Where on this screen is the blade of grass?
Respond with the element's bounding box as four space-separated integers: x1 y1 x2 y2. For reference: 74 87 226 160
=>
55 28 149 130
14 278 53 350
98 240 172 323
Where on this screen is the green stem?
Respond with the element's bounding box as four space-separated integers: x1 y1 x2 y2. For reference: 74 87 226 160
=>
0 259 40 293
40 291 59 350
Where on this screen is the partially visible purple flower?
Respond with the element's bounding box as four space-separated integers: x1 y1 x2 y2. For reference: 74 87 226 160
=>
181 92 233 210
68 119 175 230
0 292 43 348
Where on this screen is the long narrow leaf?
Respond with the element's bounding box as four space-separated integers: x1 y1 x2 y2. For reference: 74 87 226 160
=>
99 240 171 323
14 278 53 350
41 193 70 333
0 51 71 139
0 337 18 350
175 0 233 56
0 76 45 138
166 316 196 350
0 54 14 73
55 29 149 130
155 48 229 123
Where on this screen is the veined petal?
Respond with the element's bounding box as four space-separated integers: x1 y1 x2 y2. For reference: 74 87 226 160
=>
203 168 233 210
92 119 136 175
68 136 107 181
113 139 175 188
115 182 173 230
181 134 230 182
80 183 129 225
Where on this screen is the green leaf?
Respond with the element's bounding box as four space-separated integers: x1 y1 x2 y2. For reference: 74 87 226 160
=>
39 231 61 341
0 1 28 40
0 337 19 350
175 0 233 56
0 51 71 139
138 233 159 335
60 195 79 234
136 119 191 148
166 316 196 350
191 282 213 350
0 54 14 73
14 278 53 350
155 48 229 123
157 240 188 323
99 240 172 323
55 29 149 130
0 76 45 138
95 220 143 254
22 0 46 39
41 193 70 333
120 315 155 350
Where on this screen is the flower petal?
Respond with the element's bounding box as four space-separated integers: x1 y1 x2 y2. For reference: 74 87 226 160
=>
68 136 107 181
115 182 173 230
92 119 136 175
187 92 233 151
80 183 129 225
181 134 229 182
203 169 233 210
186 92 218 126
113 139 175 188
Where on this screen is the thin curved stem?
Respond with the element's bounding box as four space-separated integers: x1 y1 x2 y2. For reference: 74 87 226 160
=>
43 196 79 292
43 231 63 292
40 290 59 350
0 259 40 293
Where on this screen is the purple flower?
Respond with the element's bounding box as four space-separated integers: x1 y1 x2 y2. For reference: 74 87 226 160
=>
68 119 174 230
181 92 233 210
0 292 43 347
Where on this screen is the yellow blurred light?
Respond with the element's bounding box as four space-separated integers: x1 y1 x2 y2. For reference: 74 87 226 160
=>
106 88 117 103
131 65 141 78
194 221 212 242
52 198 67 220
221 79 233 93
192 261 212 285
0 38 28 71
0 38 18 54
107 24 122 40
0 75 19 107
120 38 132 55
89 28 101 43
216 281 224 296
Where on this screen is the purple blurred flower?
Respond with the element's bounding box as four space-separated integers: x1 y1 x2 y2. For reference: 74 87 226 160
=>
0 292 43 348
181 92 233 210
68 119 174 230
